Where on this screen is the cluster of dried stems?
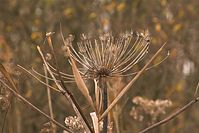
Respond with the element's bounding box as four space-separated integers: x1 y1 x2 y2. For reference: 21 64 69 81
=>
0 28 199 133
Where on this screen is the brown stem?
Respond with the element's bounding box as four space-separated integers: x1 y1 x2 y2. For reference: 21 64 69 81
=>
44 66 56 133
99 78 108 133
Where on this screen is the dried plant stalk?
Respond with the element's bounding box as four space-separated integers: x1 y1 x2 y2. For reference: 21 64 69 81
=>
98 78 108 133
44 65 56 133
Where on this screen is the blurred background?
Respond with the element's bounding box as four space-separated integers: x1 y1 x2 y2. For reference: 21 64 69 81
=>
0 0 198 133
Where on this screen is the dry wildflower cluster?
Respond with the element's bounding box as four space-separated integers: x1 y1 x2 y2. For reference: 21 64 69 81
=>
0 28 173 133
63 115 113 133
0 26 198 133
60 30 151 132
64 116 84 131
130 96 172 124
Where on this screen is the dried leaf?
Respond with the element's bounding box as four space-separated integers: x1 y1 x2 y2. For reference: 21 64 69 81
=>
70 57 95 109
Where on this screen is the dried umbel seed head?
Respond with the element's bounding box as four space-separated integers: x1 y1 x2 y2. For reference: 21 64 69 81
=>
64 116 84 131
130 96 172 123
69 31 150 80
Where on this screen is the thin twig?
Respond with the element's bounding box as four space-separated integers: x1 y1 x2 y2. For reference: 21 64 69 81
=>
0 79 73 133
44 65 56 133
17 65 60 92
139 96 199 133
100 43 166 120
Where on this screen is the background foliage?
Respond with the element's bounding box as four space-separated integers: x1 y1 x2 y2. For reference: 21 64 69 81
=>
0 0 198 133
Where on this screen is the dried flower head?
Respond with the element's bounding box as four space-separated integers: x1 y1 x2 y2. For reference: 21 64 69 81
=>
68 31 150 80
64 116 84 132
130 96 172 123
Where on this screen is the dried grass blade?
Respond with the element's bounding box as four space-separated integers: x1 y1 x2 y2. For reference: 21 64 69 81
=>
100 43 167 120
